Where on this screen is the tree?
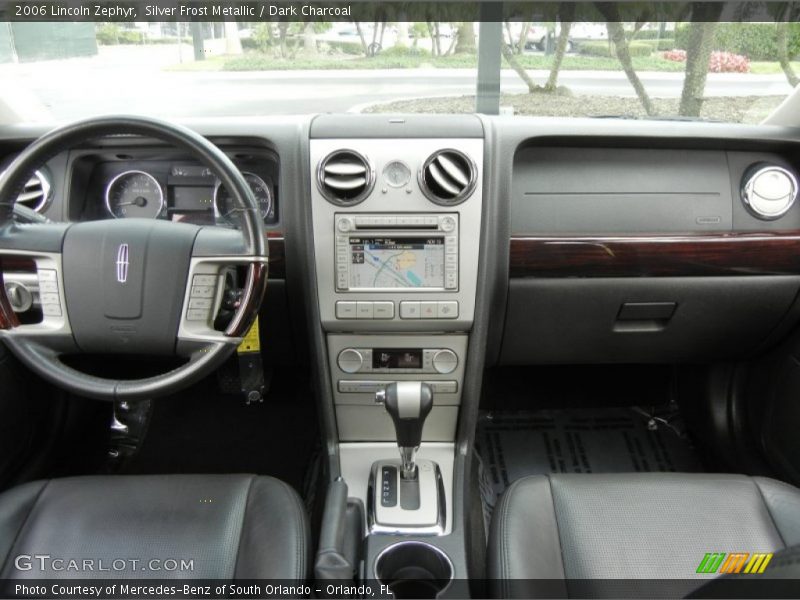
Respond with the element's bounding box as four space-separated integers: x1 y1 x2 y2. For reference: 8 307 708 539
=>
678 3 725 117
301 22 319 57
546 5 576 90
777 4 799 87
501 42 539 93
596 3 655 115
455 22 476 55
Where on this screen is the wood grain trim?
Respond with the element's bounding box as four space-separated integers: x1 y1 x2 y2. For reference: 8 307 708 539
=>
0 260 22 330
510 233 800 278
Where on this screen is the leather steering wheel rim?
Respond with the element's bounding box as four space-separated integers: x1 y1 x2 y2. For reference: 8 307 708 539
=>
0 115 268 401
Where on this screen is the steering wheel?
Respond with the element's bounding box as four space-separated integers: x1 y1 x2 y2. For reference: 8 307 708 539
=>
0 116 268 401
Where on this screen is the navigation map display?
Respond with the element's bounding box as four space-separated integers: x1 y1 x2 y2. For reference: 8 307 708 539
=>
348 237 445 289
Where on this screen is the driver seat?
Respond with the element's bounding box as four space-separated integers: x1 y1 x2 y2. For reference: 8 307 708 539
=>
0 474 309 580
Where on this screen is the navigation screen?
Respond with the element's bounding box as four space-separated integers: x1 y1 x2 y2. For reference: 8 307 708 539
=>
349 237 445 289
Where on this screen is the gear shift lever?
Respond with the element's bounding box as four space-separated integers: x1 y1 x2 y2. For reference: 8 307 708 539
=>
376 382 433 479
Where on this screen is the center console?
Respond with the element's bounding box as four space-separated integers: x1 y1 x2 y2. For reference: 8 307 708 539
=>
309 126 483 594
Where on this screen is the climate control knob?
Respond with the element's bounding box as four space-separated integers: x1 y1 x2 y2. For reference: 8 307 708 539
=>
432 349 458 374
338 348 364 374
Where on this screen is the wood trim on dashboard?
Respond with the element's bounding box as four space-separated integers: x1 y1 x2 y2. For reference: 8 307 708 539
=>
510 232 800 278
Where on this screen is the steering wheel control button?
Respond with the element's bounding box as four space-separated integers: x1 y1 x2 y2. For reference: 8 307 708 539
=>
192 274 217 287
400 301 421 319
373 301 395 319
437 301 459 319
190 285 215 298
432 349 458 374
335 301 357 319
189 298 212 310
42 303 62 317
35 270 63 319
5 282 34 313
186 309 208 321
338 348 364 374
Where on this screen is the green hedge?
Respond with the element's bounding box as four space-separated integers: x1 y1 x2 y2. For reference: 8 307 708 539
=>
675 22 800 61
577 40 653 58
96 24 144 45
637 39 677 51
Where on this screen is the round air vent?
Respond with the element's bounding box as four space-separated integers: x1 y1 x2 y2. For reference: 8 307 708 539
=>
15 169 52 213
419 149 477 206
317 149 374 206
741 164 798 220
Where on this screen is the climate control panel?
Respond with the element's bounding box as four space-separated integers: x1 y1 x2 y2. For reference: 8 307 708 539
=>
337 347 458 375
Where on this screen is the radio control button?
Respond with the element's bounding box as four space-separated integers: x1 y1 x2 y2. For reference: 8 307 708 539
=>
437 301 459 319
420 301 437 319
373 301 394 319
337 218 354 232
399 301 421 319
336 301 357 319
441 216 456 232
356 302 374 319
337 273 348 289
338 349 364 374
432 349 458 374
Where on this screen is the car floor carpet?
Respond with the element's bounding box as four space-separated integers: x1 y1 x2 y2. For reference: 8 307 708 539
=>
475 406 703 531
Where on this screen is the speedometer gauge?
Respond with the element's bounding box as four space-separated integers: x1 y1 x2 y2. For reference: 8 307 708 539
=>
105 171 164 219
214 173 273 224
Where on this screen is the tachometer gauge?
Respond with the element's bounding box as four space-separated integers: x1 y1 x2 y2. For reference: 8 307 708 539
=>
105 171 165 219
214 173 273 224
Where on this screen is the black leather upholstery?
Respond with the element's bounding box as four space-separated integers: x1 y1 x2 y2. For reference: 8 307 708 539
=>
488 473 800 598
0 474 309 580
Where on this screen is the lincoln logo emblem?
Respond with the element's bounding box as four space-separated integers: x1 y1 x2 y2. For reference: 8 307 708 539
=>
116 244 129 283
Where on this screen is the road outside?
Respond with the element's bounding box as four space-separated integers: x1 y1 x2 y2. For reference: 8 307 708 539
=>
0 44 794 123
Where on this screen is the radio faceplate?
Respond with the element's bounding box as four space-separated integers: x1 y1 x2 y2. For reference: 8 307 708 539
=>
334 214 458 293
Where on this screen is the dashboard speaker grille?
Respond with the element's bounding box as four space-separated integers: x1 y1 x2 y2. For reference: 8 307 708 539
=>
317 149 374 205
420 149 476 206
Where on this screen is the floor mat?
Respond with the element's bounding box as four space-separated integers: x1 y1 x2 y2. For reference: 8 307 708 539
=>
476 406 703 512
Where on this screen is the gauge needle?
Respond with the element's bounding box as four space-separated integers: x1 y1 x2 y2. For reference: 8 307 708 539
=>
117 197 148 207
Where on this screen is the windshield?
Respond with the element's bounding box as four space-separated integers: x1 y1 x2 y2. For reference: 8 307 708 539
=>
1 11 798 124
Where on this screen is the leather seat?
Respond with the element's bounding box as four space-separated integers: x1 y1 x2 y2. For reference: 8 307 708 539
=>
0 474 309 580
488 473 800 598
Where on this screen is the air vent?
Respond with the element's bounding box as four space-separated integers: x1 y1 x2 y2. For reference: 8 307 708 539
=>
317 150 374 206
419 149 476 206
741 164 798 220
16 170 52 213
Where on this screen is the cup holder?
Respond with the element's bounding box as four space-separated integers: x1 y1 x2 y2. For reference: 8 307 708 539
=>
375 541 454 599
